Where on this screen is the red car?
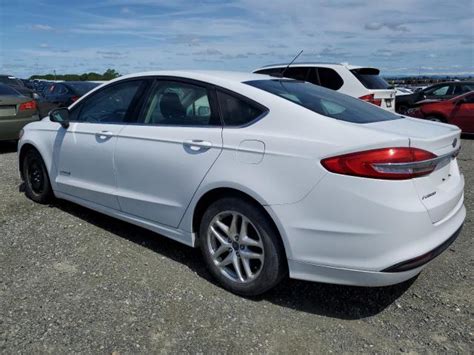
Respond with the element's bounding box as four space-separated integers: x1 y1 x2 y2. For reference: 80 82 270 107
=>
407 91 474 134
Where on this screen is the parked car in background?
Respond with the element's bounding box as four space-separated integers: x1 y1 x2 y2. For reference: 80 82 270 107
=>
253 63 396 111
396 81 474 114
37 81 99 117
0 83 39 141
18 71 464 296
395 87 413 96
407 91 474 134
0 74 37 99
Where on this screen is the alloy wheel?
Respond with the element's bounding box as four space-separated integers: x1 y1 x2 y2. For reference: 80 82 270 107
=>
207 211 264 283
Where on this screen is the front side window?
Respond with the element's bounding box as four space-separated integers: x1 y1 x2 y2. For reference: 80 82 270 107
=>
246 79 400 124
140 81 218 126
217 91 265 126
73 80 142 123
425 85 451 96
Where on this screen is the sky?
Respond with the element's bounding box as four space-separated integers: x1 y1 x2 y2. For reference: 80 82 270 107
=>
0 0 473 78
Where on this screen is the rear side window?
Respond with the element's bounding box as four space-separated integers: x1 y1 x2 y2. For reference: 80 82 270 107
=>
453 83 474 95
351 68 389 89
317 68 344 90
245 79 400 124
140 80 219 126
283 67 310 81
217 91 265 126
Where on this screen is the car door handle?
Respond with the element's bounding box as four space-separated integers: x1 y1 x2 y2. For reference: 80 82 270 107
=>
96 131 114 139
183 139 213 151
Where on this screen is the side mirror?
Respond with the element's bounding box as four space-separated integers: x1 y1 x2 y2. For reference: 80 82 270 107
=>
455 98 467 106
49 107 70 128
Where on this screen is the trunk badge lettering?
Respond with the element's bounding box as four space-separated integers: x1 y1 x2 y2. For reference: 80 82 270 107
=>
422 191 436 200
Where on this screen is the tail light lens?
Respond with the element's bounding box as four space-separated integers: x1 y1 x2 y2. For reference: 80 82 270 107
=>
71 96 79 102
19 100 37 111
321 147 437 180
359 94 382 106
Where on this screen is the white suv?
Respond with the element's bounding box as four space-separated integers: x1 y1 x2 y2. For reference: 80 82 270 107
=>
253 63 396 111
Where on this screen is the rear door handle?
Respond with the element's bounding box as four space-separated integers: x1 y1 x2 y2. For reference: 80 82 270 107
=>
183 139 213 151
96 131 114 139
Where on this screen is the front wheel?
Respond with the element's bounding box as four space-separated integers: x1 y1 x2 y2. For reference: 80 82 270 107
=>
199 197 287 296
22 149 53 204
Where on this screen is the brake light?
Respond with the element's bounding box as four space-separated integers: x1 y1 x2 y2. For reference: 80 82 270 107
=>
321 147 437 180
359 94 382 106
19 100 37 111
71 96 79 102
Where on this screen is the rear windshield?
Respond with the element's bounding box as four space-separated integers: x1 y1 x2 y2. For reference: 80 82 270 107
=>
245 79 401 124
0 84 21 96
0 76 21 86
67 82 99 95
351 68 389 89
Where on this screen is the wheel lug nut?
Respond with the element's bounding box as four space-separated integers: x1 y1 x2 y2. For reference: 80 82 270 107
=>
240 245 244 250
235 236 239 241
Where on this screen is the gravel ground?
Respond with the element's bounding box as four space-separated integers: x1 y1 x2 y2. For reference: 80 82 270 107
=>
0 138 473 354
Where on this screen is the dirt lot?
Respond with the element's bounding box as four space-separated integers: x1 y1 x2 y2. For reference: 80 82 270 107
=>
1 139 473 354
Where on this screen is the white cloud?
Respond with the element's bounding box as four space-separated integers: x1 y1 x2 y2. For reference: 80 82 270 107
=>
31 24 54 31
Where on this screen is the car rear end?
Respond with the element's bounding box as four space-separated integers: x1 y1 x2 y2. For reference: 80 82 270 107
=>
0 85 39 141
245 78 465 286
349 67 396 112
276 119 465 286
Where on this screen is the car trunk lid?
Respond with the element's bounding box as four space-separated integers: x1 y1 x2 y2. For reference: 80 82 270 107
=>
367 117 463 223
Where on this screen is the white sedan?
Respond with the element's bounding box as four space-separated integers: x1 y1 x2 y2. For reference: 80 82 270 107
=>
18 71 465 296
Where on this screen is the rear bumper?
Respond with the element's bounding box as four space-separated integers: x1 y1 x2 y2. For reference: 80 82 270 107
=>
267 172 466 287
382 224 462 272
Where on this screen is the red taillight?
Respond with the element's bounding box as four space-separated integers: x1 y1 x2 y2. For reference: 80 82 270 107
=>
359 93 382 106
71 96 79 102
19 100 37 111
321 147 437 180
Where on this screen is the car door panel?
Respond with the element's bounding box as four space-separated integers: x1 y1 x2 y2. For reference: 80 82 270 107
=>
114 126 222 227
53 79 144 209
451 102 474 133
54 123 124 209
114 79 223 227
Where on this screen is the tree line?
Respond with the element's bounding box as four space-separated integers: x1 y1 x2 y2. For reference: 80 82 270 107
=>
30 69 120 81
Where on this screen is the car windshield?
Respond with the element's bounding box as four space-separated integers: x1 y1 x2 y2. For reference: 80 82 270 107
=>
0 84 21 96
67 82 99 95
245 79 401 124
351 68 390 89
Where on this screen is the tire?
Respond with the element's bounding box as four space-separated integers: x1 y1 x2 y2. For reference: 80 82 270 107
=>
426 116 445 123
397 105 409 114
199 197 287 296
22 149 53 204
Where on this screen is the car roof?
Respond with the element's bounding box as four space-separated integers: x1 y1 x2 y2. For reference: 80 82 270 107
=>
426 81 474 88
253 63 366 71
111 70 276 87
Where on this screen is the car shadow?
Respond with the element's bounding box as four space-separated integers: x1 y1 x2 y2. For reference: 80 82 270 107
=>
50 198 415 320
0 141 18 154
